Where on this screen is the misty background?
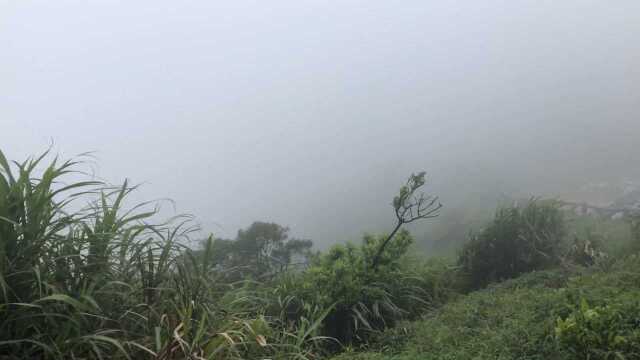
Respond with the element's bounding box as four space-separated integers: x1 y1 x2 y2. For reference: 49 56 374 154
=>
2 1 639 249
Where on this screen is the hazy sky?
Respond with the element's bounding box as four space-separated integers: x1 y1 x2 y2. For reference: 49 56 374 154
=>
2 1 640 246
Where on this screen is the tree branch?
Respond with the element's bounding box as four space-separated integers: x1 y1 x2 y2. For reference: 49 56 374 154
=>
370 172 442 270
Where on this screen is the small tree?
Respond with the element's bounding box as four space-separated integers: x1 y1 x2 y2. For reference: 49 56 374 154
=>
370 172 442 270
235 221 290 274
275 172 443 344
195 222 313 279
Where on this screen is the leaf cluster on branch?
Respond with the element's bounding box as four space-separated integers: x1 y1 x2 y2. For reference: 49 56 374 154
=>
371 172 442 270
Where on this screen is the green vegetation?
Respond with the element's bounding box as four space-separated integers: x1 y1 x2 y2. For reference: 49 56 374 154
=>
195 221 314 281
566 212 635 257
275 232 455 345
0 150 329 359
331 270 569 360
2 148 640 359
332 257 640 360
458 199 566 289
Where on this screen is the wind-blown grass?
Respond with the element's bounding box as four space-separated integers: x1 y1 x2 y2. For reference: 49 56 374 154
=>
0 150 331 359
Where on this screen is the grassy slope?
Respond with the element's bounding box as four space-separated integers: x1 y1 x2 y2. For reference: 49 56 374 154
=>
332 258 640 360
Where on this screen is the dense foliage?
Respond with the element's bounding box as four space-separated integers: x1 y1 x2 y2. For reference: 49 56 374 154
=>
458 199 567 289
0 151 327 359
3 148 640 360
276 231 455 344
332 270 571 360
556 297 640 359
332 257 640 360
196 221 314 280
0 150 446 359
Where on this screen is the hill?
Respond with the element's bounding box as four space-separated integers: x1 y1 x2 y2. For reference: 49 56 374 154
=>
332 258 640 359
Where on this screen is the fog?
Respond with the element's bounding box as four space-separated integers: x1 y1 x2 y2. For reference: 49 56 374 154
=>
2 1 640 248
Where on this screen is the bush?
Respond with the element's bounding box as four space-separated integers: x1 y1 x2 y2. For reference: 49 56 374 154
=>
329 250 640 360
458 199 566 289
565 214 634 257
564 234 609 268
554 255 640 359
331 270 570 360
276 230 455 345
556 297 640 359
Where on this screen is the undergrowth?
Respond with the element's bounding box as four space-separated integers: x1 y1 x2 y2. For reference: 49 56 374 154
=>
3 148 640 360
332 256 640 360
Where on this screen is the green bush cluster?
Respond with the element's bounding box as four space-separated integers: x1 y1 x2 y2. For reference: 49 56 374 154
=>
554 255 640 359
331 270 570 360
458 199 566 289
566 214 634 257
0 149 454 359
556 297 640 359
332 255 640 360
274 230 456 345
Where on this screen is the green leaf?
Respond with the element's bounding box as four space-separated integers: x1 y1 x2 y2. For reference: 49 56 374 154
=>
35 294 91 312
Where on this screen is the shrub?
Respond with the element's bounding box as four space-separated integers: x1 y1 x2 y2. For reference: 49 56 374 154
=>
276 230 455 345
564 234 608 267
330 256 640 360
298 230 413 344
556 297 640 359
331 270 570 360
458 199 566 289
565 214 634 257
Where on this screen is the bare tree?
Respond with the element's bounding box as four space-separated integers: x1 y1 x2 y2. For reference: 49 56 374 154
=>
370 172 442 270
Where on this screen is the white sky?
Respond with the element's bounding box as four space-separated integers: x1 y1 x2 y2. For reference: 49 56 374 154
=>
2 1 640 245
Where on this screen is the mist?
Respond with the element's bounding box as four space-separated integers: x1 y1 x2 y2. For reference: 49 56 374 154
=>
2 0 640 248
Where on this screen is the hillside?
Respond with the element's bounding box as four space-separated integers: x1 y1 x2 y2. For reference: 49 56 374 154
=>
2 149 639 359
332 259 640 359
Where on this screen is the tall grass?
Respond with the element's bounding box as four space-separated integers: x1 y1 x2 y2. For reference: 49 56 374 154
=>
0 150 330 359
